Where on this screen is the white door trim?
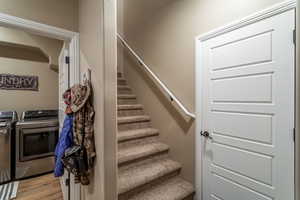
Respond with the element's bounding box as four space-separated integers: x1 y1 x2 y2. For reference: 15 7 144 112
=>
195 1 297 200
0 12 80 200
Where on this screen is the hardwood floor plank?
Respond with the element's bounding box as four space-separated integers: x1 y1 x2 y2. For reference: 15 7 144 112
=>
16 174 63 200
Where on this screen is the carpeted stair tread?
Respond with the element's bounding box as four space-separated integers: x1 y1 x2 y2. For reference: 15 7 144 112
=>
118 104 143 110
127 177 195 200
118 115 151 124
118 128 159 142
118 158 181 195
118 78 127 85
118 94 137 99
118 85 131 90
118 142 169 164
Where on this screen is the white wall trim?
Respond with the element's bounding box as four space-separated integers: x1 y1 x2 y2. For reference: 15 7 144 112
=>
103 0 118 199
0 12 77 41
0 11 80 200
195 0 296 42
195 1 296 200
296 1 300 200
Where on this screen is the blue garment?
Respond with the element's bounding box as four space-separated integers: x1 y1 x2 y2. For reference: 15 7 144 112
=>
54 115 74 177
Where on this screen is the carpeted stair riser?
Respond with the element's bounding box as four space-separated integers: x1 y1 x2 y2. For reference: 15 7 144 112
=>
118 128 159 143
118 104 144 116
118 78 127 85
118 115 152 131
118 158 182 197
118 121 151 131
118 95 138 105
118 115 151 123
118 109 144 117
183 194 196 200
118 150 168 167
118 86 132 95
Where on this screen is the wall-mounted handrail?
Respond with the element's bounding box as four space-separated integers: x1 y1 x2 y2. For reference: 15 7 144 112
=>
117 33 195 119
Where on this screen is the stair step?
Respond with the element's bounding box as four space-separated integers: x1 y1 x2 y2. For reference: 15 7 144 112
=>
118 85 131 90
118 128 159 142
118 78 127 85
118 142 169 165
118 104 144 117
118 85 132 94
118 158 181 195
118 72 122 77
118 94 136 99
118 104 143 110
118 95 137 105
118 115 150 124
127 177 195 200
118 115 151 131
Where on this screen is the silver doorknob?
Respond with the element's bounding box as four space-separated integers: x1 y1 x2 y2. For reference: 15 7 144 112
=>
200 131 213 139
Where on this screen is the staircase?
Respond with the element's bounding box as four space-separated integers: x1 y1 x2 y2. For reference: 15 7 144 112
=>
117 72 195 200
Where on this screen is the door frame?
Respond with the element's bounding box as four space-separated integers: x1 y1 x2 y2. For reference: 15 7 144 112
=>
0 12 80 200
195 1 297 200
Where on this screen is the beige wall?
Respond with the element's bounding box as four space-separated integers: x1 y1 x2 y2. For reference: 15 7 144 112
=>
0 27 63 68
0 57 58 116
119 0 287 183
0 27 62 116
0 0 78 31
79 0 117 199
79 0 105 200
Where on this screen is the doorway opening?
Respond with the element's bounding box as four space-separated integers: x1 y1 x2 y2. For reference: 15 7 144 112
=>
0 12 80 200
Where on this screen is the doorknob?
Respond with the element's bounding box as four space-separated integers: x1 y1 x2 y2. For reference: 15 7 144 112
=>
200 131 213 140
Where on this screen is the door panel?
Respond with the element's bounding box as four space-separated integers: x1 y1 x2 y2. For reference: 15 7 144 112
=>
201 9 295 200
212 143 272 185
210 31 272 70
212 111 272 144
211 173 271 200
212 73 273 103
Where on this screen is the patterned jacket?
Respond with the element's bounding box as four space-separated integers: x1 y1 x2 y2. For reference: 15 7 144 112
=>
70 81 95 185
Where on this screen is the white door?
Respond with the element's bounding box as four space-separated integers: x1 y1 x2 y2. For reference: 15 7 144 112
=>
58 44 70 200
198 9 295 200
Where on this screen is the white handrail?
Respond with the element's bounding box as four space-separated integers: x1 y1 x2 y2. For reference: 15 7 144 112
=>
117 34 195 119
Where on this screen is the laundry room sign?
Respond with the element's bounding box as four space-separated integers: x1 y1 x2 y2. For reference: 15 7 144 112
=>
0 74 38 91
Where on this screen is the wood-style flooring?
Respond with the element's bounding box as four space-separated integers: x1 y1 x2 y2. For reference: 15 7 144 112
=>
15 174 63 200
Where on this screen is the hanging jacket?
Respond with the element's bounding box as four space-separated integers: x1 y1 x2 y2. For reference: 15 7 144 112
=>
70 80 95 185
54 114 74 177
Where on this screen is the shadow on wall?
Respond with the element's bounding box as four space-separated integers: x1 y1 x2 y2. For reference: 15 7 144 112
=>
124 49 194 134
